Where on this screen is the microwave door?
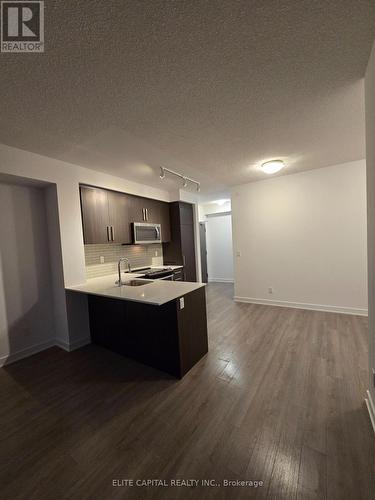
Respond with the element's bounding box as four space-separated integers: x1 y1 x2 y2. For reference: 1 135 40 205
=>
134 223 161 244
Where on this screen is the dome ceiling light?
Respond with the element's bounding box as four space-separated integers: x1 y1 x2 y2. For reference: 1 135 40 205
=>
261 160 285 175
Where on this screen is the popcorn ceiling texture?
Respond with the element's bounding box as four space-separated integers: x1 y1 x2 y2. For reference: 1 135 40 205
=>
85 244 163 279
0 1 374 191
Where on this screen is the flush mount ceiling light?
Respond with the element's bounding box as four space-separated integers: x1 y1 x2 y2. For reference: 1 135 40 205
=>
261 160 285 175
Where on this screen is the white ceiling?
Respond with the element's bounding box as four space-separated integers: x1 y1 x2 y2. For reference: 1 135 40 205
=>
1 0 375 197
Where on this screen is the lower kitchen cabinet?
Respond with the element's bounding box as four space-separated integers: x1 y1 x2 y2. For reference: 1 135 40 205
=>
88 286 208 378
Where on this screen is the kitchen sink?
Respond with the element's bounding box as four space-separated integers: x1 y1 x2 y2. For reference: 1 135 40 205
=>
122 280 153 287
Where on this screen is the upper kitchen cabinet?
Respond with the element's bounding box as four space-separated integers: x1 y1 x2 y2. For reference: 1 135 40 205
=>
128 195 171 242
107 190 132 244
128 195 147 224
143 198 161 224
80 186 171 244
80 186 132 244
80 186 110 244
159 202 171 242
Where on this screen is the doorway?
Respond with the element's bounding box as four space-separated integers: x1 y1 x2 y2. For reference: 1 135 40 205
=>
199 222 208 282
205 213 234 282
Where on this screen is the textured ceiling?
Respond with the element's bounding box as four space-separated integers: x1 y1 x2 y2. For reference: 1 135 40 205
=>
1 0 375 196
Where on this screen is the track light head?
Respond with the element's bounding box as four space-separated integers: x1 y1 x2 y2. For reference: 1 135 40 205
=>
159 167 165 179
183 177 188 188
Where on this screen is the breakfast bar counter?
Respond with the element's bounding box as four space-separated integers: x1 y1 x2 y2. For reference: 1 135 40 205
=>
66 274 208 378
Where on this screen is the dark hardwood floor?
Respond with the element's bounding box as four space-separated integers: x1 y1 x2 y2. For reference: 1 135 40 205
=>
1 283 374 499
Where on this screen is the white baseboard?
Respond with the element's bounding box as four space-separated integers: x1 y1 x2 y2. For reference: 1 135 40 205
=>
208 279 234 283
0 339 55 367
0 337 91 367
55 336 91 352
233 296 368 316
365 390 375 435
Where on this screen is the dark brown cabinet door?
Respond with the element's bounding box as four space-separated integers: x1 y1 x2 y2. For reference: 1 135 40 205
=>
143 198 161 224
162 202 196 281
179 202 194 225
181 223 196 281
80 186 110 244
179 202 195 279
128 195 145 223
80 187 171 245
107 190 132 244
159 202 171 242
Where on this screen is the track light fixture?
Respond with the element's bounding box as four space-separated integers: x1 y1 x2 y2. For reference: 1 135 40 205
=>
158 166 200 192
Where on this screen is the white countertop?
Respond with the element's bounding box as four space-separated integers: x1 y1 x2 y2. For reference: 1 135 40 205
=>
66 267 205 306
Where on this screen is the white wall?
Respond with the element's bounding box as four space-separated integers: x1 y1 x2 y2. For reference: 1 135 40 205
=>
0 182 56 365
198 200 231 221
206 214 234 282
0 143 173 351
365 40 375 415
231 160 367 315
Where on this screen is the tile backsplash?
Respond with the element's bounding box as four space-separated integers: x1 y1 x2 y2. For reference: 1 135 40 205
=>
84 243 163 279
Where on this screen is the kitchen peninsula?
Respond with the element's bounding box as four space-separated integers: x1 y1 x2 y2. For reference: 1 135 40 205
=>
66 272 208 378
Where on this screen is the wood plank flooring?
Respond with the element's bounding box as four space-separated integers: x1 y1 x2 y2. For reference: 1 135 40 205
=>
0 283 374 499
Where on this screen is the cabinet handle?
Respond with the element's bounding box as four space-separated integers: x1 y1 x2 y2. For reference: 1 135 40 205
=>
146 208 149 221
111 226 115 241
183 255 186 265
106 226 111 241
142 208 145 221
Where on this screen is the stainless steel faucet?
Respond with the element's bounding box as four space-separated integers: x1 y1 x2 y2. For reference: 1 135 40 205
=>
116 257 131 286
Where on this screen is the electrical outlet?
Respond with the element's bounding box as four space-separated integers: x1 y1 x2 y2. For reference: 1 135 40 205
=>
179 297 185 310
236 251 241 257
268 287 273 294
99 256 105 264
155 250 158 257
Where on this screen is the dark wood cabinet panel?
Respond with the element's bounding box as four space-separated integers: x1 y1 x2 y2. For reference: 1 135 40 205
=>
163 202 197 281
80 186 171 245
80 186 110 244
159 202 171 242
128 195 171 242
142 198 159 223
88 286 208 378
128 195 145 223
107 190 132 244
179 202 194 225
181 223 196 281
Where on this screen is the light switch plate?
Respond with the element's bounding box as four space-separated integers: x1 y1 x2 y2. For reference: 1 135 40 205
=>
99 256 105 264
179 297 185 310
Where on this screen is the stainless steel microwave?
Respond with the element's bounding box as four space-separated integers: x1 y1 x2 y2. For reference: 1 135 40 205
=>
133 222 162 244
